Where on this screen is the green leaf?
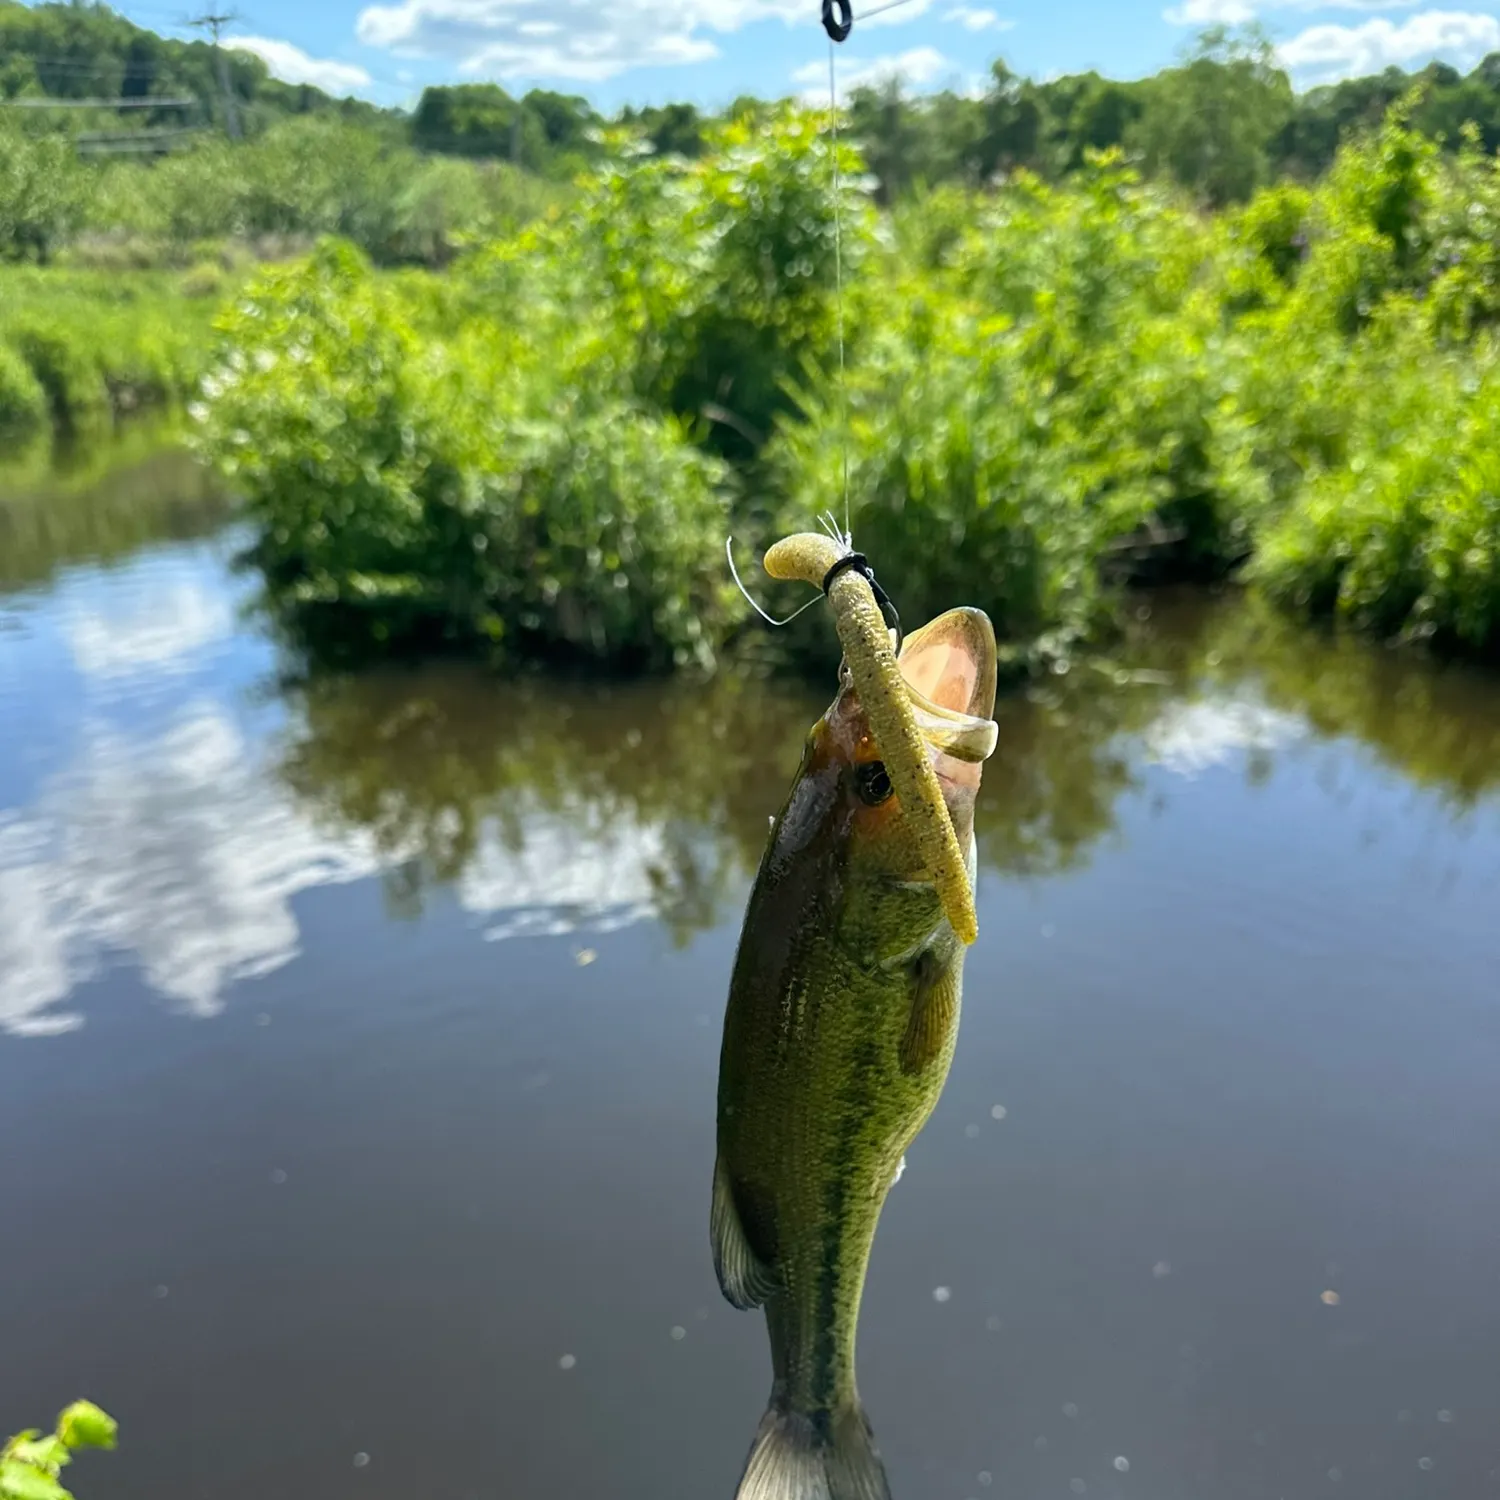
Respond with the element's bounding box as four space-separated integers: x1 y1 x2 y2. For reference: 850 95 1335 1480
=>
4 1441 65 1476
0 1460 71 1500
55 1405 115 1454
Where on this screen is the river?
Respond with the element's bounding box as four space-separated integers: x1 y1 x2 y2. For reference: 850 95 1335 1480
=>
3 432 1499 1500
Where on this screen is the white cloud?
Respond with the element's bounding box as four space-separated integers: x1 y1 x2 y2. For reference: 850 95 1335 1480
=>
225 36 373 93
1278 9 1500 78
943 5 1014 29
793 45 957 101
1144 698 1301 777
355 0 756 81
354 0 946 79
1165 0 1424 24
1165 0 1257 23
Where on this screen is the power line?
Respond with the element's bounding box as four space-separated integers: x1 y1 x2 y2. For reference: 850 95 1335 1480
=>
186 10 242 138
14 59 194 76
0 96 198 108
76 127 203 154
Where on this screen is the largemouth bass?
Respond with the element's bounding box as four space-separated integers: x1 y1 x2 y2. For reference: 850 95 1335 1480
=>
712 605 999 1500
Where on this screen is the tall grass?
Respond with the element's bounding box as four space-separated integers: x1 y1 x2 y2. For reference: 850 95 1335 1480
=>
0 267 228 433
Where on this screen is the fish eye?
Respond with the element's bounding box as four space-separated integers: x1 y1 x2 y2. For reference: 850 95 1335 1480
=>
854 760 893 806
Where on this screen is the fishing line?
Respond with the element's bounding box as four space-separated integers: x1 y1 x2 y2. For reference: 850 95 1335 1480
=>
827 33 850 541
726 538 826 627
726 0 922 634
842 0 924 21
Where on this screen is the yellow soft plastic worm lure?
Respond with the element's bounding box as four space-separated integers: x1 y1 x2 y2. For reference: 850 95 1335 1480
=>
763 531 981 946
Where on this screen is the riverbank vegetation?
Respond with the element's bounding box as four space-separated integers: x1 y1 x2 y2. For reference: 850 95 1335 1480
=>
193 88 1500 670
0 267 226 431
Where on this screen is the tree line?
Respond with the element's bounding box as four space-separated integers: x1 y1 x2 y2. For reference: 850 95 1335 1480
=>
12 4 1500 203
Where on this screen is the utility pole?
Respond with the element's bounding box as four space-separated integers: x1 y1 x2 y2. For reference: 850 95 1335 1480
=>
187 10 242 140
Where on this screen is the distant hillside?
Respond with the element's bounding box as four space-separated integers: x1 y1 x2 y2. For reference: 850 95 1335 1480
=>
0 0 393 137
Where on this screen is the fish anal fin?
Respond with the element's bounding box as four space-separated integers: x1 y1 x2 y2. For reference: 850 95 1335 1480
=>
736 1403 893 1500
899 949 962 1077
712 1157 781 1311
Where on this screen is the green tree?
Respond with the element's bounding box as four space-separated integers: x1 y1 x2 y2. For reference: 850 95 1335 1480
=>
980 59 1046 175
1132 26 1292 206
0 116 85 260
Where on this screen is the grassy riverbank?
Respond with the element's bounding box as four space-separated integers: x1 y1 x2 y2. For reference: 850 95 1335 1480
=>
0 266 231 434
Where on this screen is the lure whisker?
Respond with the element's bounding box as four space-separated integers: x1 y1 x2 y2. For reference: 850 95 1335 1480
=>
818 510 852 552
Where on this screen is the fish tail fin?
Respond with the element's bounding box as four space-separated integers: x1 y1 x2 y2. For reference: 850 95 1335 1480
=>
734 1400 893 1500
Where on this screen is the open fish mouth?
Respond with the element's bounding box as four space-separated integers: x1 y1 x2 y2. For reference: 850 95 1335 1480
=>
896 607 999 766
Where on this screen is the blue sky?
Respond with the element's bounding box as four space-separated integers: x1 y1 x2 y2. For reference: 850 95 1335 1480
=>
109 0 1500 111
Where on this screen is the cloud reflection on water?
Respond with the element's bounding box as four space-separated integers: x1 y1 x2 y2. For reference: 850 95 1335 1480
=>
9 523 1500 1039
0 695 750 1037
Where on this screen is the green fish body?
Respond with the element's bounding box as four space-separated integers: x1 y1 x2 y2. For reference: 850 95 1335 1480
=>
712 608 999 1500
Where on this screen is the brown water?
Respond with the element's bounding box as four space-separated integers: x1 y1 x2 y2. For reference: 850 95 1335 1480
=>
5 437 1500 1500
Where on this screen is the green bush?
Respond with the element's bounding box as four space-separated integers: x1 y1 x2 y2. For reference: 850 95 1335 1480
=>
0 117 86 262
188 97 1500 672
6 320 110 424
197 241 733 669
771 153 1260 663
464 106 871 462
1253 323 1500 651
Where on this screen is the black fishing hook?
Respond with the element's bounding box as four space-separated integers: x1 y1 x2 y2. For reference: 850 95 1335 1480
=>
822 552 903 654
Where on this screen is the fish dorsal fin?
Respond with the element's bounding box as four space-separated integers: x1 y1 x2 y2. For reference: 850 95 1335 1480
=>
712 1157 782 1310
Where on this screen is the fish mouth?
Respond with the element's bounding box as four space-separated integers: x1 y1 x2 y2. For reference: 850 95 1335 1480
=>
896 607 999 765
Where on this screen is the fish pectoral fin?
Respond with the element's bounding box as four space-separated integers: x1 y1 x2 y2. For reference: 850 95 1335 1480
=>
899 949 962 1077
712 1157 782 1311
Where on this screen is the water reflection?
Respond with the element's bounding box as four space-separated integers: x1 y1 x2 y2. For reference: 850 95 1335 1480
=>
0 668 827 1036
277 668 824 940
983 588 1500 867
0 425 228 594
0 705 382 1037
12 563 1500 1038
1197 595 1500 808
276 627 1282 935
